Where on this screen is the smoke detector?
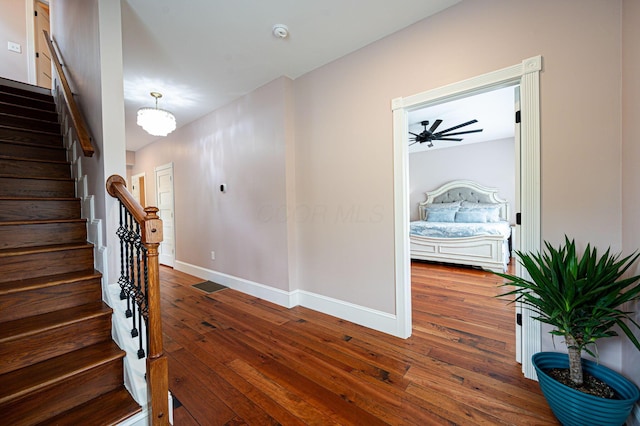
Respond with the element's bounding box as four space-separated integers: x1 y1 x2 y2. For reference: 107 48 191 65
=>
272 24 289 39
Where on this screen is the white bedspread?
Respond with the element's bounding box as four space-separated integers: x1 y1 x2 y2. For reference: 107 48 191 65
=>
410 221 511 239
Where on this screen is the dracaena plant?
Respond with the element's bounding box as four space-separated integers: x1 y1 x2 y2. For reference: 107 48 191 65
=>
496 236 640 387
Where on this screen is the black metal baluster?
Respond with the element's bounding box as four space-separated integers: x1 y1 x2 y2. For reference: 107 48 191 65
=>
117 202 127 301
124 210 133 318
114 199 151 360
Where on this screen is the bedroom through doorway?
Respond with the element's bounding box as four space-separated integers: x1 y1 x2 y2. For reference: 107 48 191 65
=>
406 84 520 362
391 55 542 379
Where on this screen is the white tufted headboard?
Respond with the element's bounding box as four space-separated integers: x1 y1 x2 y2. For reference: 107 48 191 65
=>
419 180 509 221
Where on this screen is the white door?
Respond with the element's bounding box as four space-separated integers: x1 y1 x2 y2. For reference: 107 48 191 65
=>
34 1 51 89
155 163 175 267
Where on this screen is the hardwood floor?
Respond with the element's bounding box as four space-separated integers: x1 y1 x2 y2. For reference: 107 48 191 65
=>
160 262 558 425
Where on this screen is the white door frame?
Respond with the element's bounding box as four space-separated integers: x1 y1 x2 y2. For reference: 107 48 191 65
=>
155 163 175 267
130 172 146 207
391 56 542 379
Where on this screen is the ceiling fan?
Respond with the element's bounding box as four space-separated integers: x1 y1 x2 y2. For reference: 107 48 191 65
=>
409 119 483 147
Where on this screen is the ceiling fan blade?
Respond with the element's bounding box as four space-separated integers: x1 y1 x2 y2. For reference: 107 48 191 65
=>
436 137 463 141
440 129 483 137
428 119 442 133
409 132 421 137
408 141 420 146
435 119 478 136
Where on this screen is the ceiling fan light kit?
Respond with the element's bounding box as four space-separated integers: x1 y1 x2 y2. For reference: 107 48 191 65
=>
137 91 177 137
409 119 483 148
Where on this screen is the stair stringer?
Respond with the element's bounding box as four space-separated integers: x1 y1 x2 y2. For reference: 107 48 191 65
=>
53 86 151 415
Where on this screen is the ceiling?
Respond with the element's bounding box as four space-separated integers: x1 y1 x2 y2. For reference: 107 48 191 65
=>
408 85 516 154
121 0 462 151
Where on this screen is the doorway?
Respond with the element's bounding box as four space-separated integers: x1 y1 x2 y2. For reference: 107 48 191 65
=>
155 163 175 267
407 84 519 353
130 172 146 208
392 56 542 379
34 1 51 89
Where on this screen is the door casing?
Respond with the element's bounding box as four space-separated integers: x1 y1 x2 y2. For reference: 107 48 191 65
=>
155 163 175 267
391 56 542 379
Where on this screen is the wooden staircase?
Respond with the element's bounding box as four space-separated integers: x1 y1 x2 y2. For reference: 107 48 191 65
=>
0 83 141 425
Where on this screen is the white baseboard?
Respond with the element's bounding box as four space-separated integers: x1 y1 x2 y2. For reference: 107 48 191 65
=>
175 261 293 307
174 261 401 337
295 289 399 336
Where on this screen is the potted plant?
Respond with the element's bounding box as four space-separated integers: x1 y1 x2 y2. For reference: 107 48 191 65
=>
496 236 640 426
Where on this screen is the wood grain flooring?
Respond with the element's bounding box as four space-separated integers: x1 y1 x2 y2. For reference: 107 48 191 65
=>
160 262 558 425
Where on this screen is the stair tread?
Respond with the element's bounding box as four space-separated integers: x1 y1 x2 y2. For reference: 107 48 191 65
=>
0 123 60 138
34 387 141 426
0 242 92 257
0 218 87 226
0 340 124 404
0 103 58 123
0 138 65 150
0 154 69 165
0 84 53 101
0 269 100 295
0 196 79 201
0 174 73 182
0 301 111 342
0 175 73 182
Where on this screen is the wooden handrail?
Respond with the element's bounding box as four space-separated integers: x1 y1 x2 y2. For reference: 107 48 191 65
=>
106 175 169 425
107 175 162 244
43 30 95 157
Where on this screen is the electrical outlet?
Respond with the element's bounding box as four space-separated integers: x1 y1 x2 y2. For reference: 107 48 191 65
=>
211 251 215 260
7 41 21 53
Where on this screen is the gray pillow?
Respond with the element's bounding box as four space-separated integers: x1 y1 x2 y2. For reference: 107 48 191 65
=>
459 202 503 222
455 208 488 223
425 208 457 222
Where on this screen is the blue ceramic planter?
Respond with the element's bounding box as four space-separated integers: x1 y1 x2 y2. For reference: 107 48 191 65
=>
532 352 640 426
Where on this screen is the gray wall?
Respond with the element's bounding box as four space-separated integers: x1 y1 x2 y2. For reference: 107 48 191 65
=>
51 0 127 282
409 138 515 222
0 0 28 82
132 0 638 394
133 77 294 291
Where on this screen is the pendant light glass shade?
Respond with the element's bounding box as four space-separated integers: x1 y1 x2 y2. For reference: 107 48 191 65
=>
137 92 176 137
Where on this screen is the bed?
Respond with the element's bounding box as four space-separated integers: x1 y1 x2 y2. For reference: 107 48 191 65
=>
410 180 512 272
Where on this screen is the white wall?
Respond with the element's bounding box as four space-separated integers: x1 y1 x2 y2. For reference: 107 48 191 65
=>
294 0 623 315
50 0 126 282
132 77 294 291
621 0 640 421
409 138 515 222
0 0 28 82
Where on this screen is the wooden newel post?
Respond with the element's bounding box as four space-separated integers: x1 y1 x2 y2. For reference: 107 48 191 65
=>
142 207 169 426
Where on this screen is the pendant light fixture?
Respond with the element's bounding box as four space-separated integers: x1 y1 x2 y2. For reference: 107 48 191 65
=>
137 92 176 137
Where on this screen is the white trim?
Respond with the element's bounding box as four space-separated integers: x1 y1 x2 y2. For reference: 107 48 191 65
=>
115 409 148 426
392 101 412 338
391 55 542 379
518 57 542 380
174 261 399 335
296 290 399 336
25 0 36 85
155 163 175 267
175 261 293 308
